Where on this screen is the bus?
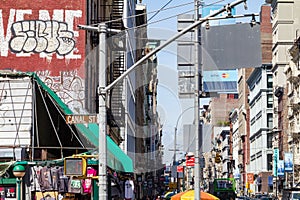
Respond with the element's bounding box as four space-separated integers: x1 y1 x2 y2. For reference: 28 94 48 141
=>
212 178 237 200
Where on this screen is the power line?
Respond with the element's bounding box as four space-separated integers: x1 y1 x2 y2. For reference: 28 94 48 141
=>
147 0 174 22
87 1 194 27
84 0 225 28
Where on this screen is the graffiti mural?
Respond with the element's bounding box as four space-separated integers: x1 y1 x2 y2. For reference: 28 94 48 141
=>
0 0 86 114
36 70 85 113
9 20 75 56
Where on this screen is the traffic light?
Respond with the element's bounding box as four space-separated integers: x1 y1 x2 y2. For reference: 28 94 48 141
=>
64 157 87 177
215 153 222 163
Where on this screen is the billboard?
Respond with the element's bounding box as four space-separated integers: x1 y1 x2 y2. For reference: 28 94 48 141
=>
202 5 236 26
0 0 86 112
177 13 261 97
202 23 262 71
203 70 237 93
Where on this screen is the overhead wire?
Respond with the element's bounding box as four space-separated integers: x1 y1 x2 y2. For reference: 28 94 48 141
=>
87 1 194 27
147 0 174 22
105 0 227 43
85 0 225 28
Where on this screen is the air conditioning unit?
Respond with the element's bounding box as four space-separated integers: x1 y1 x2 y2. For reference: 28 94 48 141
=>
275 86 284 97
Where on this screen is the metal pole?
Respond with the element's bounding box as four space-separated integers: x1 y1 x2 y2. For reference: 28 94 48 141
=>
174 127 177 165
174 126 178 192
16 178 21 200
293 143 295 187
98 23 108 200
194 0 201 199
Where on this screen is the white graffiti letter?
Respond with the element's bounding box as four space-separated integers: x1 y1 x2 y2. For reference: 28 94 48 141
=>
22 21 37 52
0 9 16 57
56 22 75 55
35 20 47 52
9 21 27 53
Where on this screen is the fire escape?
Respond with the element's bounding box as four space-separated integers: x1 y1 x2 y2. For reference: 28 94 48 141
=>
91 0 126 143
108 0 125 143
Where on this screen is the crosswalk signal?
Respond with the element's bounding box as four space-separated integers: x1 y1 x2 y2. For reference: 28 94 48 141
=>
215 153 221 163
64 157 87 177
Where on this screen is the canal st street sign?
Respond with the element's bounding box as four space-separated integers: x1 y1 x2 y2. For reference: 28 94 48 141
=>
66 115 97 124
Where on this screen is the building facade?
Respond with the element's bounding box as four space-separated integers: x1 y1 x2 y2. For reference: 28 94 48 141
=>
247 65 273 194
267 0 300 193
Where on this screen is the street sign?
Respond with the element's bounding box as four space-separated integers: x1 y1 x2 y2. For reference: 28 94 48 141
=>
66 115 97 124
186 155 195 167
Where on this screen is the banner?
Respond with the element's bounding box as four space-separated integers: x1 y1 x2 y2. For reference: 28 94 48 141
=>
284 152 293 173
273 148 279 177
278 160 284 177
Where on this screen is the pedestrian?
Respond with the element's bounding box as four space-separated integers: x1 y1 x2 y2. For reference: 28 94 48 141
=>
124 178 134 200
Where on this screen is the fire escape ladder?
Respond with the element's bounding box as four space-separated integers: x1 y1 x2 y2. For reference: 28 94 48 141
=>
110 0 124 30
109 51 125 128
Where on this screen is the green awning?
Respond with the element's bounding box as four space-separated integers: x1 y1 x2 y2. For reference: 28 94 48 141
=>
30 72 133 173
75 123 133 173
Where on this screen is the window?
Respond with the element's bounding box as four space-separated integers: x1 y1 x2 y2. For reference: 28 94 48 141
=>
251 117 255 125
267 75 273 88
256 111 262 120
267 113 273 128
249 84 255 91
267 154 272 171
267 133 273 148
251 154 255 161
267 94 273 108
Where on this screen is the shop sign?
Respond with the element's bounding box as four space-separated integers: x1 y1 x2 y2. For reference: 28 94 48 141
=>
0 186 16 199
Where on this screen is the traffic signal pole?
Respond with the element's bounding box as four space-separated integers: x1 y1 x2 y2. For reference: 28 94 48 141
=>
98 23 108 200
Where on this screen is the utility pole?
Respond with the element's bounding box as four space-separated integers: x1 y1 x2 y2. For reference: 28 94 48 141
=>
98 23 108 200
194 0 201 199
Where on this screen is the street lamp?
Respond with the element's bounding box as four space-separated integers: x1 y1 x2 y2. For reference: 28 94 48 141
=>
173 106 196 192
13 165 26 200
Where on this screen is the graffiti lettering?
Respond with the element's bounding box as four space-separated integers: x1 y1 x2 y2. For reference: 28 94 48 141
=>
0 9 82 58
9 20 75 56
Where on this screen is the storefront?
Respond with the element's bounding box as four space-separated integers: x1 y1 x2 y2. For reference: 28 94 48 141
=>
0 72 133 200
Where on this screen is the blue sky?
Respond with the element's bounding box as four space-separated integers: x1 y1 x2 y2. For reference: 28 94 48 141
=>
141 0 267 164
